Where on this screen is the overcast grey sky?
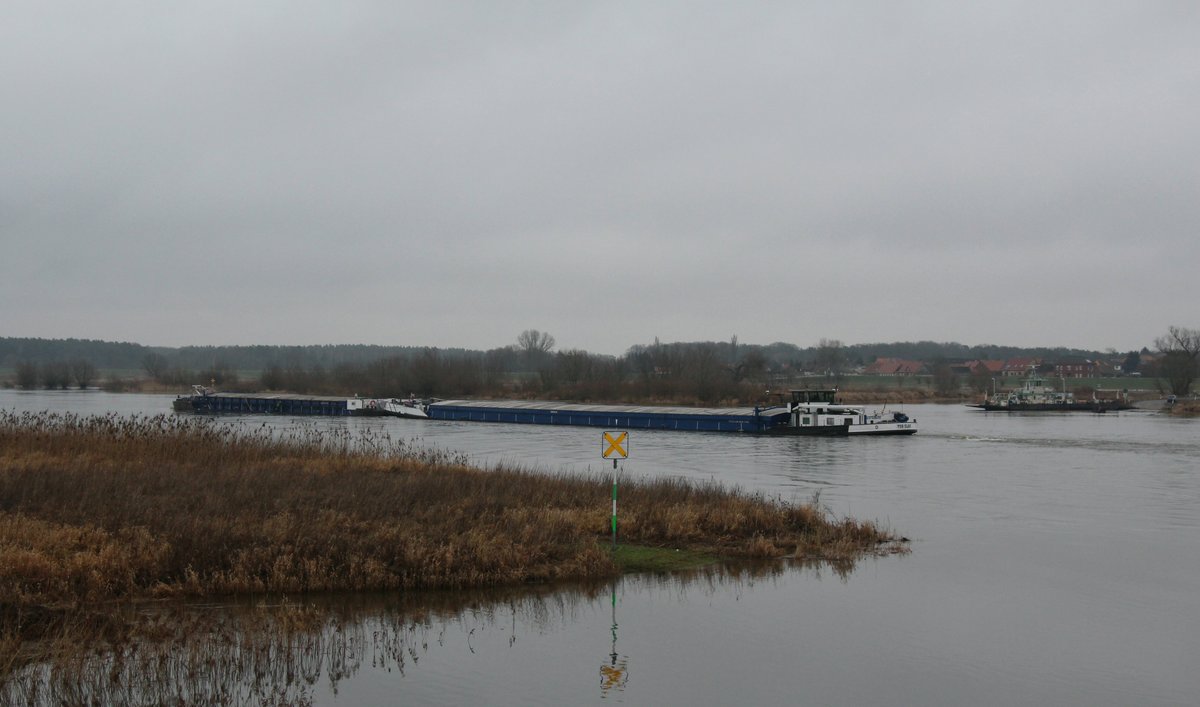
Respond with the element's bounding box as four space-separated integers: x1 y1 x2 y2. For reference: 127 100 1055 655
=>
2 2 1196 355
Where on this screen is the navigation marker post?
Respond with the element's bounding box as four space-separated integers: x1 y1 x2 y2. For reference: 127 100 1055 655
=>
601 431 629 549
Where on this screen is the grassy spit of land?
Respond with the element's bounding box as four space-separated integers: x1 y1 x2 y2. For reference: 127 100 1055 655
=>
0 411 904 655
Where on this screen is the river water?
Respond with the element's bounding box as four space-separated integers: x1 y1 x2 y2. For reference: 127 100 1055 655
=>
3 389 1198 706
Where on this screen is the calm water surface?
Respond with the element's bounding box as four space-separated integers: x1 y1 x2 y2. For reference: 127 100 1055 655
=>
3 389 1198 706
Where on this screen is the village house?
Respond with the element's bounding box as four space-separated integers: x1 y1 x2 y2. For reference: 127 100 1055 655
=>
1001 357 1041 377
1051 358 1099 378
864 357 927 376
951 360 1005 377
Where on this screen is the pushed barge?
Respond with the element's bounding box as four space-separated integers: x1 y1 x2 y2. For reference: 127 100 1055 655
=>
426 399 785 433
172 386 914 436
426 389 915 436
172 386 427 418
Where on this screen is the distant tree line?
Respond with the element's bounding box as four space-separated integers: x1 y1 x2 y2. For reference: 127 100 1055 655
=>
0 338 168 371
12 359 98 390
3 328 1196 399
0 339 476 374
245 335 771 404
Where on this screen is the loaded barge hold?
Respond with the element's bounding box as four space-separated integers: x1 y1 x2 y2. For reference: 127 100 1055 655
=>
426 400 788 433
172 387 915 436
172 386 427 418
427 396 915 435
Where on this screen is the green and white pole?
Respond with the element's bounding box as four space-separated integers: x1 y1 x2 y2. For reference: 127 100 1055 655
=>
601 431 628 551
611 457 619 549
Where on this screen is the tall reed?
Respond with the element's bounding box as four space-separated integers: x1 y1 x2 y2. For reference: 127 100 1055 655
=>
0 411 903 624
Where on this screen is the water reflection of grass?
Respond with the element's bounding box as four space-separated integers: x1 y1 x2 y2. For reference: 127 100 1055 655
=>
2 567 802 705
0 411 906 689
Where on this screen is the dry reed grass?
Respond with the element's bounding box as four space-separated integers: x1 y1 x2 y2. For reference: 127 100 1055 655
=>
0 410 904 670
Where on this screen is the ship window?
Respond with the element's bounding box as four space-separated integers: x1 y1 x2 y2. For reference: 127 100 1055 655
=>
802 416 811 425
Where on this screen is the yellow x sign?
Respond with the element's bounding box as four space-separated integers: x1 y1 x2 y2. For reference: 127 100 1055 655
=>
602 431 628 459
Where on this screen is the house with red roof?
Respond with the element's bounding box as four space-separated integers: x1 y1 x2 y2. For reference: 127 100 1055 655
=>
865 358 927 376
1051 358 1100 378
953 360 1005 376
1001 357 1041 377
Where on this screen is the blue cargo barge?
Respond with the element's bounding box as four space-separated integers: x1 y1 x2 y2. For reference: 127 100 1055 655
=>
174 391 357 416
425 399 789 433
172 388 787 431
172 388 913 435
171 386 428 418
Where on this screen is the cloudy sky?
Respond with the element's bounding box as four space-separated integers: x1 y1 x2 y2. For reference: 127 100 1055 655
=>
2 2 1196 355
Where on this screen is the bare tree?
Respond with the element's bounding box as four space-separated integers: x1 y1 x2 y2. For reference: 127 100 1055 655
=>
557 349 594 384
260 363 285 390
200 360 239 387
15 360 39 389
969 364 993 394
410 348 441 395
70 358 98 389
482 348 513 389
729 348 767 383
142 353 169 382
685 342 724 402
40 361 72 389
1155 325 1200 396
931 359 959 395
517 329 556 356
813 338 846 381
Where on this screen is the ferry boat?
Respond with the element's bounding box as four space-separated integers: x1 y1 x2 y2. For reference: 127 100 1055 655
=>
767 389 917 436
968 372 1131 412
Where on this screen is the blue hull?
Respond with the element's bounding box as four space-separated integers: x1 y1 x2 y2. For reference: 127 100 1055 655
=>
174 393 352 416
426 401 787 434
174 394 797 434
